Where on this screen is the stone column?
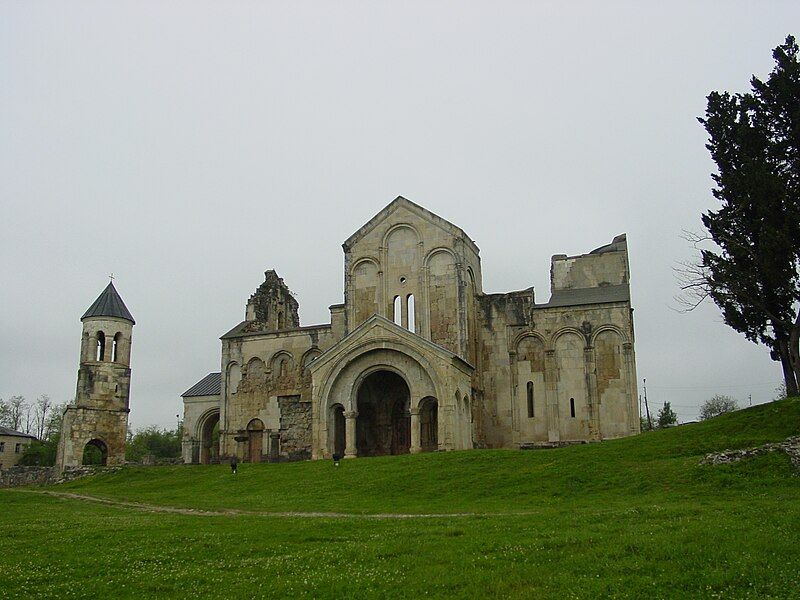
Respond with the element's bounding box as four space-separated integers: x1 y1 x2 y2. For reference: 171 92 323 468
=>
584 346 601 440
544 349 560 442
344 411 358 458
410 407 421 454
623 343 639 434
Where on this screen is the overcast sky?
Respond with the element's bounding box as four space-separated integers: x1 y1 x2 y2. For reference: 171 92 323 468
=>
1 1 796 431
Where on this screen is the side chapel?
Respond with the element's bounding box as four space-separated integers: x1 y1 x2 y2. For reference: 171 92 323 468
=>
181 197 639 463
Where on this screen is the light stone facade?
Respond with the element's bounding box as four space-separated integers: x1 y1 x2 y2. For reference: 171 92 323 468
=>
0 429 36 470
57 284 134 469
181 197 639 463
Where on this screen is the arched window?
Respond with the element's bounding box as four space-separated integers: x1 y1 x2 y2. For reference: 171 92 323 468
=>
277 311 284 329
527 382 534 418
393 295 402 326
406 294 415 332
95 332 106 361
570 397 576 418
111 333 121 362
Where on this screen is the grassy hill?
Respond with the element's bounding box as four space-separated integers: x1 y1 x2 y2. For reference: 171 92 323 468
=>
56 396 800 514
1 398 799 599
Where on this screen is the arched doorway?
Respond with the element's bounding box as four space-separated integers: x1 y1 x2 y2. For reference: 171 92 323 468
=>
246 418 264 463
82 438 108 465
331 404 346 457
356 370 410 457
420 397 438 452
199 410 220 464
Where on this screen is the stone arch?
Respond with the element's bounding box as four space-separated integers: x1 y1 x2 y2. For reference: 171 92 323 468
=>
270 351 294 378
226 361 241 395
423 246 457 266
111 332 122 362
301 348 322 373
95 331 106 361
246 418 265 463
318 342 441 419
590 324 629 347
382 223 421 249
419 396 438 451
593 328 629 438
551 326 587 349
355 369 411 457
82 438 108 466
554 331 588 440
245 356 266 380
515 334 547 370
425 249 458 352
196 407 220 464
351 257 381 325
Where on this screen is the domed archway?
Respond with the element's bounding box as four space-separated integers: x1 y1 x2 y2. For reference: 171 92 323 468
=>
356 370 410 457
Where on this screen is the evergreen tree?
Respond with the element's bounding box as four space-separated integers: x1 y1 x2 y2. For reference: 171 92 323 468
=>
686 35 800 396
656 402 678 428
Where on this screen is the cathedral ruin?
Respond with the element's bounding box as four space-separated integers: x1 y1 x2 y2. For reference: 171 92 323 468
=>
181 196 640 463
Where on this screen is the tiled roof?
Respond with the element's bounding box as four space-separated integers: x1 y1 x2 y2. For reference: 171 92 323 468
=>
81 282 135 323
541 284 630 308
0 427 37 439
182 372 221 397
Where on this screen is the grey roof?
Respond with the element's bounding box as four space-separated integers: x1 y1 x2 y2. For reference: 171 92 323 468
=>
540 284 630 308
81 282 135 324
182 372 221 397
0 427 37 439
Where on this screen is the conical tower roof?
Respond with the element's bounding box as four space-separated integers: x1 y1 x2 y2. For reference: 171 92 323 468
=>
81 282 135 324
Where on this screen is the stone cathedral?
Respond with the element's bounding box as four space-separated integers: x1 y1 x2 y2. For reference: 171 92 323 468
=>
181 197 640 464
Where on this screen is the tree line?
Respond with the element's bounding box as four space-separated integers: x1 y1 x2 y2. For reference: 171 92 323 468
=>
1 395 182 466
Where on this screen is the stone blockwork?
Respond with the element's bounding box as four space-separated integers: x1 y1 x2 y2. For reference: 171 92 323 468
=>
0 465 121 488
57 284 135 470
181 196 640 463
701 436 800 471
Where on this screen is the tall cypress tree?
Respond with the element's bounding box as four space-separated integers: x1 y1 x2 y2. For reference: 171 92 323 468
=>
693 36 800 396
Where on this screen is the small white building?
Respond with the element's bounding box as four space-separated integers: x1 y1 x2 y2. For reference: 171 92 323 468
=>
0 427 37 470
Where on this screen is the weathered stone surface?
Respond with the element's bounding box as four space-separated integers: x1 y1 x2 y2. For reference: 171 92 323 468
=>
56 293 134 470
182 196 640 463
700 436 800 471
0 465 121 488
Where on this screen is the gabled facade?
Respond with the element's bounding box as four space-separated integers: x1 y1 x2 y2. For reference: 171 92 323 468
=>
181 196 639 463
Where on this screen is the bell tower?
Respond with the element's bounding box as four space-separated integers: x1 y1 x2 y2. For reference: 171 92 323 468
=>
56 281 135 469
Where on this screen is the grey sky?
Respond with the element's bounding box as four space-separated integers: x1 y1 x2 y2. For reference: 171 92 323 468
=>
1 2 796 430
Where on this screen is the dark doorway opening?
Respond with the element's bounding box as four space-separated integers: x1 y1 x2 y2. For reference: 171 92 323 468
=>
356 370 410 457
331 404 346 456
200 411 220 464
420 397 439 452
82 439 108 465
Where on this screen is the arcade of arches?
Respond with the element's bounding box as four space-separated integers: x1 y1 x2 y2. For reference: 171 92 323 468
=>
328 370 440 458
180 196 640 464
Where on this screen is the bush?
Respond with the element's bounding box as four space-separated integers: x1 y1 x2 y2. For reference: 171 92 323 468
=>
699 395 739 420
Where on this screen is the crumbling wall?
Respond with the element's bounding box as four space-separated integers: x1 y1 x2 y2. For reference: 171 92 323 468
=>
279 396 311 460
244 270 300 332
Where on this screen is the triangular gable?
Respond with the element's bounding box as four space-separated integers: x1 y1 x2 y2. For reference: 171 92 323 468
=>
342 196 480 255
310 314 473 374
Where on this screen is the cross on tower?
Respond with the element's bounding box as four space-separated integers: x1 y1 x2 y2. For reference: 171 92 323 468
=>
109 273 115 282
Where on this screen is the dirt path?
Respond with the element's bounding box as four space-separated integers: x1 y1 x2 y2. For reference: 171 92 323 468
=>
10 489 522 519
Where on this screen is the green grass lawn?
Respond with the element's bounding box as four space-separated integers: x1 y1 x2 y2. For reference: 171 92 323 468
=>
1 398 799 599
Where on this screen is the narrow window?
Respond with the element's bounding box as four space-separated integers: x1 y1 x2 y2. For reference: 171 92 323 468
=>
406 294 415 332
570 397 576 418
277 311 284 329
15 443 22 454
0 442 5 452
111 333 121 362
96 331 106 361
527 382 534 418
393 295 402 326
